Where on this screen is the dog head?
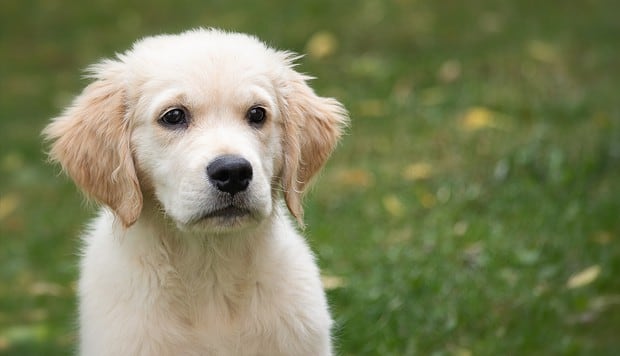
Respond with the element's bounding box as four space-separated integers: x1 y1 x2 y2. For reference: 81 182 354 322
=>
43 29 348 233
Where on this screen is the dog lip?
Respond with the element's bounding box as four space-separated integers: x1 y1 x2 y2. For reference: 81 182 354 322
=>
200 206 251 220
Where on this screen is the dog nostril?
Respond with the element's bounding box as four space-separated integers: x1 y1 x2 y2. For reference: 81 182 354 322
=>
210 169 231 183
206 155 253 195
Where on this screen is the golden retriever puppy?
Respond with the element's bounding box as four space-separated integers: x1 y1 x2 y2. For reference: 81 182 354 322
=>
44 28 348 356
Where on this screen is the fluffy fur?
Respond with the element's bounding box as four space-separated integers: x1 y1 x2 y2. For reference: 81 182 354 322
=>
43 28 348 355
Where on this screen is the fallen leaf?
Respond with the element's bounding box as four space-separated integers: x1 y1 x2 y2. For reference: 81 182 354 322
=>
438 59 461 83
321 275 346 290
567 265 601 289
419 191 436 208
306 31 338 60
402 162 433 181
0 193 20 220
28 281 64 297
383 195 405 217
460 106 497 131
453 221 468 236
334 169 374 188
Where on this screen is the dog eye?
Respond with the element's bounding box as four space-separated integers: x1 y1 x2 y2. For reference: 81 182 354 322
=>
246 107 266 127
160 108 187 128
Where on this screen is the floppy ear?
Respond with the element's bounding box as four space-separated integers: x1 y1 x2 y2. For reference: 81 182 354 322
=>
43 60 142 228
280 68 349 224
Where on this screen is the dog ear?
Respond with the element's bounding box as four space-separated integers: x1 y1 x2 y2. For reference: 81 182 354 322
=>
280 67 348 225
43 60 142 228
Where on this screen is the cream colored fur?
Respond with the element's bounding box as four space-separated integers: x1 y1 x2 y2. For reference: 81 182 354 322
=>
43 28 348 356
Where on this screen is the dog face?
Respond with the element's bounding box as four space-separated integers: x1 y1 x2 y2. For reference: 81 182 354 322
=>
44 29 348 233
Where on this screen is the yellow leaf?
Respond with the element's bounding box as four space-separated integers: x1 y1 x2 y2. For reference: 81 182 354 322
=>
0 193 20 220
383 195 405 217
334 169 374 188
567 265 601 289
419 192 436 208
306 31 338 60
461 106 497 131
321 275 346 290
402 162 433 181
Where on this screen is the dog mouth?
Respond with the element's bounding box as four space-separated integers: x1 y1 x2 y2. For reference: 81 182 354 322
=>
186 205 254 226
202 206 251 219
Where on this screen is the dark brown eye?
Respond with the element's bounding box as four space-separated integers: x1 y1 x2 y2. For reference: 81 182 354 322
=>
247 107 266 127
160 108 187 127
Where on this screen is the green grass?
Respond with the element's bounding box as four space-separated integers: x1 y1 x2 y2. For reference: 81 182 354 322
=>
1 0 619 354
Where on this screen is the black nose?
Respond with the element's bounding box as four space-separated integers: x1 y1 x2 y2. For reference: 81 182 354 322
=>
206 155 253 195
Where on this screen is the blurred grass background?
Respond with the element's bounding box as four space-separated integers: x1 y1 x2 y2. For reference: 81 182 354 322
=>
1 0 619 354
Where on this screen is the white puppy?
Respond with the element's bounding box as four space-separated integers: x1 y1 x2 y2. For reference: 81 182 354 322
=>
44 28 348 356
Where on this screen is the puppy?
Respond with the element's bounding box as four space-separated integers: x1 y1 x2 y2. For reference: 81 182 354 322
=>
44 28 348 356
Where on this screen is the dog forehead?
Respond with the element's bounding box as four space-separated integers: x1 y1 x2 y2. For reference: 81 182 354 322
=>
124 29 281 80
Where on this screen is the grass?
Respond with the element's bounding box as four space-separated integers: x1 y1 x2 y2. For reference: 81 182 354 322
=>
1 0 619 354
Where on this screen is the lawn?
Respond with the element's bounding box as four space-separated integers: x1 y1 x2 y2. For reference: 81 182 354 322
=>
1 0 619 354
